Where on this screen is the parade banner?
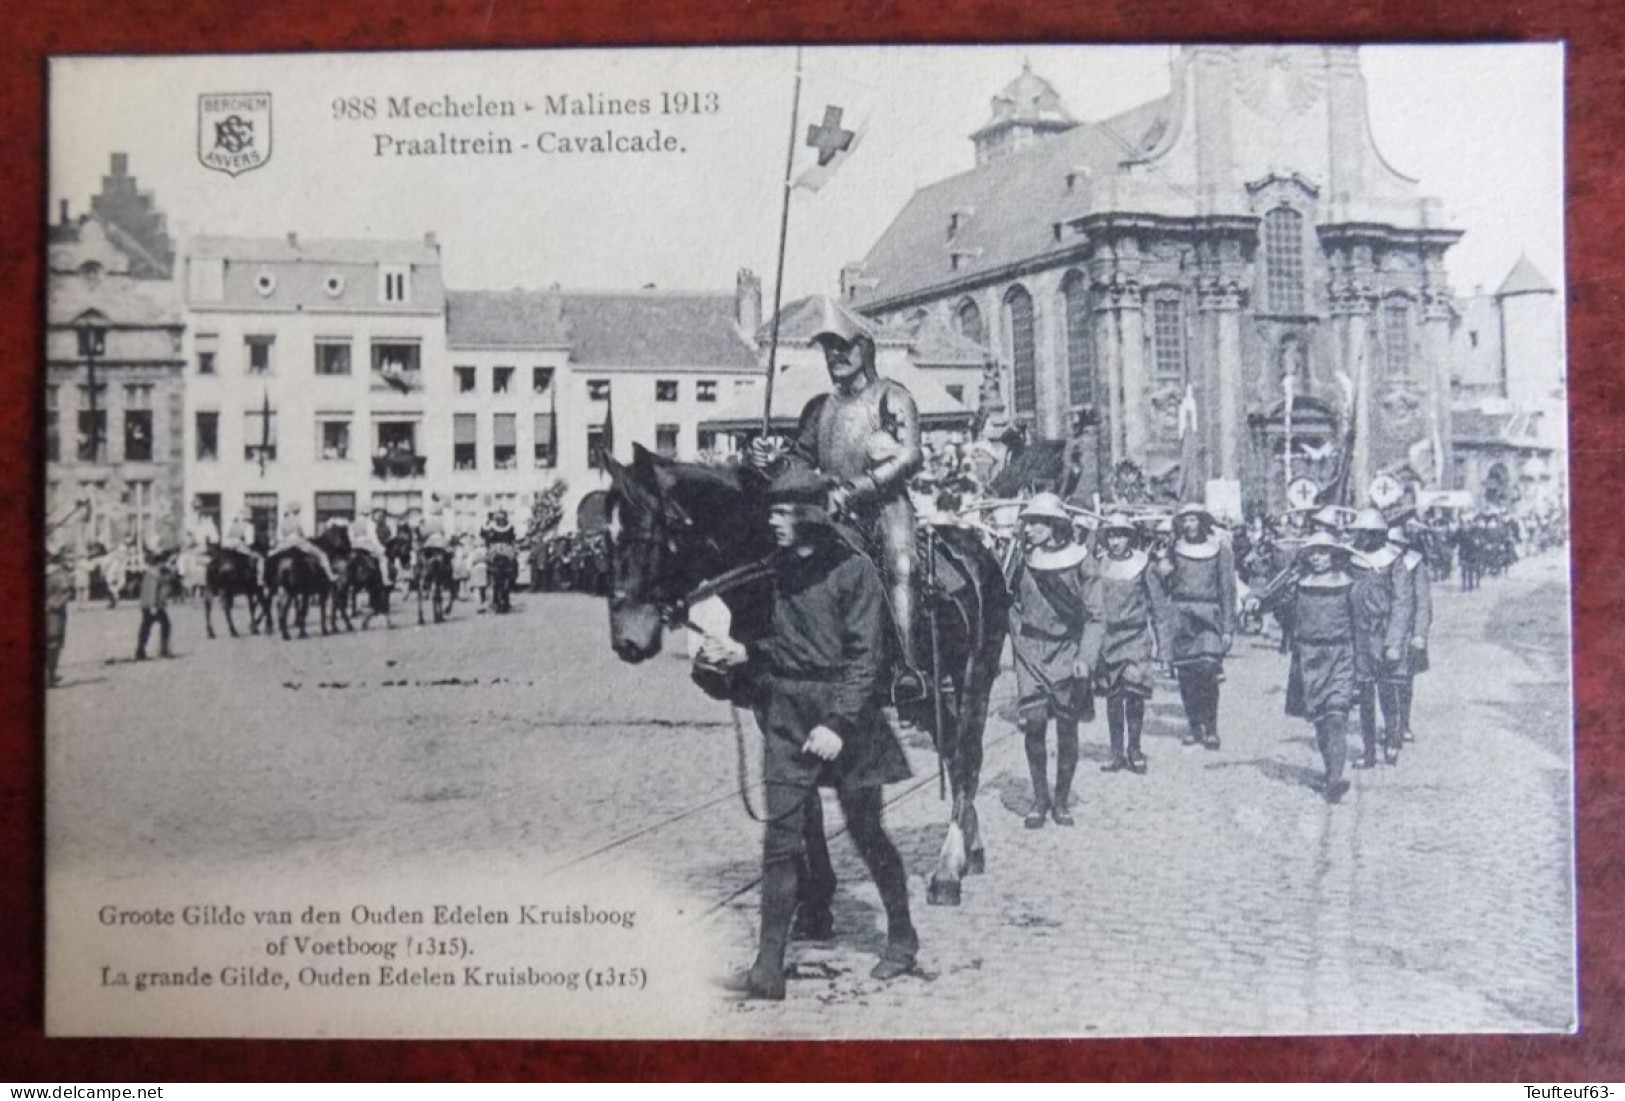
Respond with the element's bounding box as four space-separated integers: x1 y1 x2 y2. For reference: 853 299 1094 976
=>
41 44 1573 1040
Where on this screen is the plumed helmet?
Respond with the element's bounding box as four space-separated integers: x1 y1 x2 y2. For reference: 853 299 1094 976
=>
1019 492 1071 525
1351 507 1388 533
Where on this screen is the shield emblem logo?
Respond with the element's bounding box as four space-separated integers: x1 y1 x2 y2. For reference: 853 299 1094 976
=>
198 92 272 177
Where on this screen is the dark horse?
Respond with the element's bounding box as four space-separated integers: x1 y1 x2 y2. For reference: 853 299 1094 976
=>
487 544 519 614
604 445 1009 906
267 545 332 640
202 547 267 639
415 542 455 625
346 545 395 629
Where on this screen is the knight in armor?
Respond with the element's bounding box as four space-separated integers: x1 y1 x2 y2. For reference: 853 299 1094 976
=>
1006 493 1105 827
1155 503 1237 750
1094 514 1165 775
749 298 926 702
271 500 335 583
1347 508 1410 768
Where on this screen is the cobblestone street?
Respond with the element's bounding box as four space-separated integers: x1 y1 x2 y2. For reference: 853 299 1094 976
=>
46 552 1574 1038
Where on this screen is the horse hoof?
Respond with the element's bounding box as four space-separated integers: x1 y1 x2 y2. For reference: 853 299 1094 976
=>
926 878 962 907
965 850 986 876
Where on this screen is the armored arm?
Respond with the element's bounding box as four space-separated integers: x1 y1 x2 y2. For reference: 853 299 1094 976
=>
848 386 922 505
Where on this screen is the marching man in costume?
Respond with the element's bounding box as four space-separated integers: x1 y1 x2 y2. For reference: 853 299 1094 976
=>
694 467 918 1000
1006 492 1104 827
1155 503 1237 750
749 297 927 703
1347 508 1410 768
1094 513 1165 776
1253 531 1358 804
1389 523 1433 744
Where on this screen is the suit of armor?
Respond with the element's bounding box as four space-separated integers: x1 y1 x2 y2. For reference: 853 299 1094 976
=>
789 374 923 680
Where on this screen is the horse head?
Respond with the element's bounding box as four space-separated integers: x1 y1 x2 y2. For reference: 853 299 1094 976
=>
605 444 754 663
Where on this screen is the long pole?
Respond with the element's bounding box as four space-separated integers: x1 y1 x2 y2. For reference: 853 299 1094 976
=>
761 46 804 436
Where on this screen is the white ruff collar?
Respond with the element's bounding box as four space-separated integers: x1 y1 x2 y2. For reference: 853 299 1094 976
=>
1026 543 1090 571
1096 549 1149 580
1353 545 1400 570
1174 540 1219 561
1299 571 1353 590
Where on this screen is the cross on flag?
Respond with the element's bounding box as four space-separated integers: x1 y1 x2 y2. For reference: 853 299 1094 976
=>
794 104 865 193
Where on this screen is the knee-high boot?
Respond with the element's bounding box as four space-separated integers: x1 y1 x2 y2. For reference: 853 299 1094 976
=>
1201 671 1221 750
1354 683 1378 768
740 857 797 999
1176 669 1202 745
1125 694 1148 772
1052 720 1079 826
842 790 918 980
1023 720 1051 828
1377 681 1403 763
1102 694 1128 771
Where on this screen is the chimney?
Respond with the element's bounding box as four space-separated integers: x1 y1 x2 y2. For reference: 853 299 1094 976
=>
839 262 876 302
735 268 762 337
110 152 128 176
286 231 299 248
59 199 69 226
424 231 438 250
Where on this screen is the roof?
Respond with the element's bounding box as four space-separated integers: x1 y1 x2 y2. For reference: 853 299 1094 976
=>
970 62 1079 141
1450 408 1550 451
446 290 572 348
189 235 441 266
701 360 972 431
48 271 181 328
853 96 1171 308
560 291 760 370
1496 253 1556 297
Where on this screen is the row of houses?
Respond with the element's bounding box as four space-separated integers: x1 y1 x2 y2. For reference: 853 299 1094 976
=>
45 156 989 552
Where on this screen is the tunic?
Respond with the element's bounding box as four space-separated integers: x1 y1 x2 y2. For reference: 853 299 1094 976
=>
1349 545 1411 684
744 540 911 794
1095 548 1163 696
1007 543 1105 723
1157 538 1237 671
1269 572 1358 721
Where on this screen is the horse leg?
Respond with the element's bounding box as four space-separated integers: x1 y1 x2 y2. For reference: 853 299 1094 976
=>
204 589 217 639
958 677 993 876
223 594 238 639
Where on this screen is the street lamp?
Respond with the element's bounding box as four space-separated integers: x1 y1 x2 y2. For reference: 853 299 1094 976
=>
75 316 108 465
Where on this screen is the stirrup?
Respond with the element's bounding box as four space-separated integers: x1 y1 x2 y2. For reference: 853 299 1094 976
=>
891 666 927 705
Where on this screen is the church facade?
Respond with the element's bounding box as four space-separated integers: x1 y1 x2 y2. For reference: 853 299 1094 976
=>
847 46 1463 515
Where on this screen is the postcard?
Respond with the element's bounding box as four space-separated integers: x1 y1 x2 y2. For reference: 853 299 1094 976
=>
43 43 1572 1038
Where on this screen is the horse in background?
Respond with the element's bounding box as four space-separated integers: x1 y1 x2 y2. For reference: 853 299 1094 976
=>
604 445 1010 907
201 547 267 639
267 546 331 640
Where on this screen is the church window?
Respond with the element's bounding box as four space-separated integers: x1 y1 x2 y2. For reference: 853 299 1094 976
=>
1264 207 1306 314
954 298 985 346
1383 299 1411 379
1004 286 1037 424
1150 291 1187 385
1061 270 1095 409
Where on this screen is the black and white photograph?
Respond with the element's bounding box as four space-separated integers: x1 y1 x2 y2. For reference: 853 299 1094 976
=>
43 43 1571 1038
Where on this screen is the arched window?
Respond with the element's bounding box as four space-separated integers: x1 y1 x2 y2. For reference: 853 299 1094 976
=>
1149 289 1187 386
1382 298 1411 379
1060 270 1095 409
953 297 985 346
1264 207 1306 314
1004 285 1037 424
